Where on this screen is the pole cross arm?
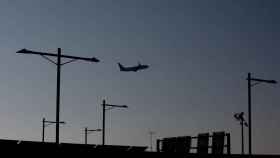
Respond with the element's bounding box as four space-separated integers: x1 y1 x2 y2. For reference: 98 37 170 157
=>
247 78 277 84
87 129 102 133
88 129 102 132
45 121 66 124
104 104 128 108
16 49 100 62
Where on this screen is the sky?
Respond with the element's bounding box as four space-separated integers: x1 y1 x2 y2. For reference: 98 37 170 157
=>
0 0 279 154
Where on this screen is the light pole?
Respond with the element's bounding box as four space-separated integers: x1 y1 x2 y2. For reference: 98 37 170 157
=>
234 112 248 154
84 127 102 145
42 117 66 142
247 72 277 155
17 48 99 145
101 99 128 145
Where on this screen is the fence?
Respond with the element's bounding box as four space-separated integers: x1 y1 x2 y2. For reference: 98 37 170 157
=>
156 131 231 154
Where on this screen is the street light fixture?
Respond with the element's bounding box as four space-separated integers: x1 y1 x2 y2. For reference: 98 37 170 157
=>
101 99 128 145
84 127 102 145
234 112 248 154
17 48 99 145
247 72 277 155
42 117 66 143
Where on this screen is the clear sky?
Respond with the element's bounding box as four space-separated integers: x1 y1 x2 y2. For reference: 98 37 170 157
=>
0 0 279 154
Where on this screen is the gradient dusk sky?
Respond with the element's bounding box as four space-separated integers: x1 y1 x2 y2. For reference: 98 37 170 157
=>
0 0 279 154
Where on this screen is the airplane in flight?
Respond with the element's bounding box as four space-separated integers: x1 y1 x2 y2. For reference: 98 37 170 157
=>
118 62 149 72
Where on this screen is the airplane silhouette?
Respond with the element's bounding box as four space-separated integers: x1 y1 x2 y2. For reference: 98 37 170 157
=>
118 62 149 72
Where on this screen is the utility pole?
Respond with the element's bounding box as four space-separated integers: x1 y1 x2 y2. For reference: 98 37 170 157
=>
148 131 156 152
85 127 88 145
248 73 251 155
42 117 65 142
42 118 45 142
56 48 61 145
84 127 101 144
247 72 277 155
101 99 128 145
17 48 99 145
102 100 106 146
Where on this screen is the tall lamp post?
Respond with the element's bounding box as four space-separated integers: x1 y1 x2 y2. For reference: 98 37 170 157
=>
42 118 66 142
17 48 99 145
234 112 248 154
247 72 277 155
101 99 128 145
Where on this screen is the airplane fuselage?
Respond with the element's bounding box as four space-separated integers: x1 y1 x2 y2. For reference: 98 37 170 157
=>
118 63 149 72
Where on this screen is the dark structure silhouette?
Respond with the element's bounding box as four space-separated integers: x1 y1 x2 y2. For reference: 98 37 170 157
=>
197 133 209 154
157 132 231 154
247 73 277 155
17 48 99 145
101 99 127 145
118 62 149 72
0 139 279 157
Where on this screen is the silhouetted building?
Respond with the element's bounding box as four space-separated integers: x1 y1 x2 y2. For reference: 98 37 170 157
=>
157 131 231 154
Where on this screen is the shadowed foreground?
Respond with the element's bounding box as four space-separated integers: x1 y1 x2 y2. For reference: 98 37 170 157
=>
0 139 279 158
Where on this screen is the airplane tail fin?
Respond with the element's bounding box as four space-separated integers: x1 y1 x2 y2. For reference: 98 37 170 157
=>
118 63 125 71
